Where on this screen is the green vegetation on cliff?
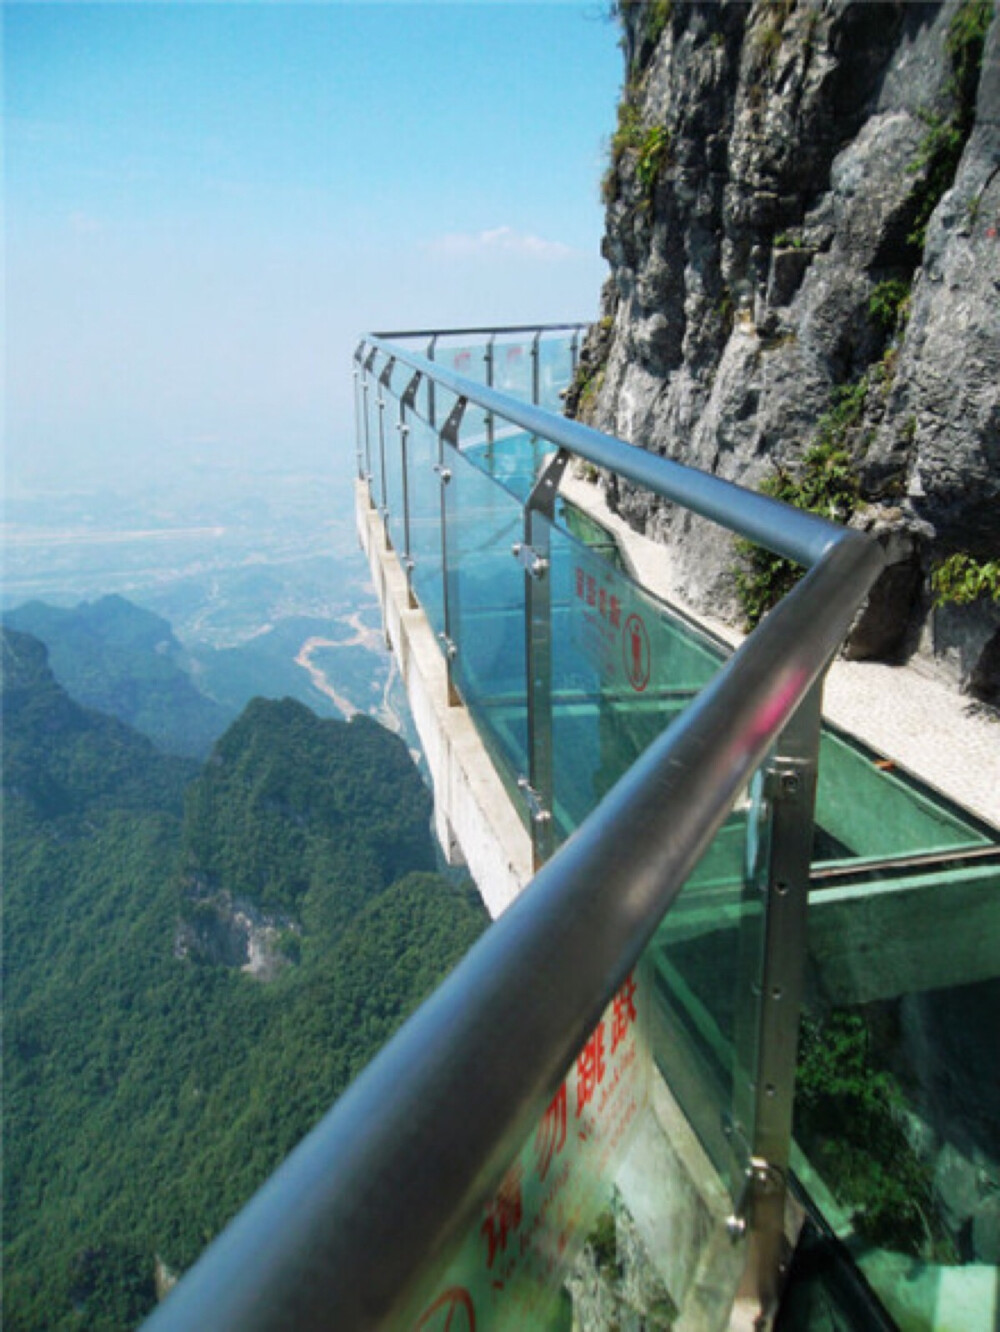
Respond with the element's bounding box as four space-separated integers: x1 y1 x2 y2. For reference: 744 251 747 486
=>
2 629 488 1329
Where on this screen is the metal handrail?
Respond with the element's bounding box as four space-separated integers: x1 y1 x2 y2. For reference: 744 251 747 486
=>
373 322 588 340
146 337 883 1332
362 335 847 571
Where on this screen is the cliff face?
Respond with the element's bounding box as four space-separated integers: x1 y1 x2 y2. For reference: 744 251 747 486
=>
572 0 999 698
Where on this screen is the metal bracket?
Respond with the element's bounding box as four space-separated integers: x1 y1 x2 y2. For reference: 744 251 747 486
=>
438 633 457 661
440 396 468 448
433 463 452 485
401 370 422 411
517 777 551 826
378 356 396 390
725 1156 784 1240
511 542 548 579
525 447 570 521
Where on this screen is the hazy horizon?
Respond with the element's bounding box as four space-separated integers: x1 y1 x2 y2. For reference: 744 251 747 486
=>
5 2 622 496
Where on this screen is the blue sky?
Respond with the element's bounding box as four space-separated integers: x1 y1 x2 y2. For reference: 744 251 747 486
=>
5 3 622 490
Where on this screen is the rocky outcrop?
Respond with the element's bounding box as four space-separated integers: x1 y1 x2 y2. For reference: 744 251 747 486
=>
174 880 300 981
571 0 999 699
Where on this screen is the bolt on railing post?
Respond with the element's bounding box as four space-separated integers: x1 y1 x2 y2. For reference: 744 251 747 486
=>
521 447 570 870
377 358 396 550
399 371 421 611
438 397 466 707
735 676 824 1325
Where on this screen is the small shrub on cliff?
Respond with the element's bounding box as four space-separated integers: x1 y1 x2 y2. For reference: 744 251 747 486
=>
868 278 912 339
931 553 1000 607
636 125 670 199
603 104 670 205
735 402 862 629
907 0 992 248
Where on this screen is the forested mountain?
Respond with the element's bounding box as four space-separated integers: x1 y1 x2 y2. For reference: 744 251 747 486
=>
4 596 234 759
2 627 488 1330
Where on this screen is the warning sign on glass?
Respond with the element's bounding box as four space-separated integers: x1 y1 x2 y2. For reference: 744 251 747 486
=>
407 966 650 1331
570 550 652 693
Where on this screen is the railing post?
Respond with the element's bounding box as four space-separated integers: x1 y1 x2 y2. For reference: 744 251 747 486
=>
398 371 421 611
377 357 396 549
362 346 378 494
427 335 438 429
733 677 824 1324
438 396 466 707
569 328 580 377
520 447 570 870
484 334 496 472
353 343 366 481
531 330 541 405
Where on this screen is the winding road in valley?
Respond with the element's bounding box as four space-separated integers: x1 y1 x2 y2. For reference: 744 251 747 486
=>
294 610 404 733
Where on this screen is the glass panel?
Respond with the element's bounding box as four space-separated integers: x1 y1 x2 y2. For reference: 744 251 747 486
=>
493 337 533 403
541 516 724 843
402 965 652 1332
408 414 445 638
793 857 1000 1331
537 335 575 413
463 430 555 504
444 439 529 820
435 382 464 440
645 767 770 1198
438 341 489 441
813 728 990 865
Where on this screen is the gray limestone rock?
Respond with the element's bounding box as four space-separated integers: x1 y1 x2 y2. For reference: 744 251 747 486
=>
572 0 999 697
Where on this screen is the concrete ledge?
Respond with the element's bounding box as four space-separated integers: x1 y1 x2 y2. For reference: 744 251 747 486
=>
356 481 532 917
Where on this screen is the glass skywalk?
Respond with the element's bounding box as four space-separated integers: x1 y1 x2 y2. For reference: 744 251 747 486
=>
143 326 997 1332
357 327 1000 1332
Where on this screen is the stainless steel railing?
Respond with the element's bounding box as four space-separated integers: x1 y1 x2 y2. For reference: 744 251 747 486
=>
144 326 883 1332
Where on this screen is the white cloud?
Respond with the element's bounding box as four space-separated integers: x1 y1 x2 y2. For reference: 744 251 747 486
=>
425 225 576 260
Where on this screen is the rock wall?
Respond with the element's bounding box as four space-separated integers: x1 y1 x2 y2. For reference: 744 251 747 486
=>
570 0 999 698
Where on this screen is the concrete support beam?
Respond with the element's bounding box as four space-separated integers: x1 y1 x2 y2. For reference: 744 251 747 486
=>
356 481 532 917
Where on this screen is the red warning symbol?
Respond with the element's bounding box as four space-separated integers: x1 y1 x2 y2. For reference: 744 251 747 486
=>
414 1286 476 1332
622 613 651 692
